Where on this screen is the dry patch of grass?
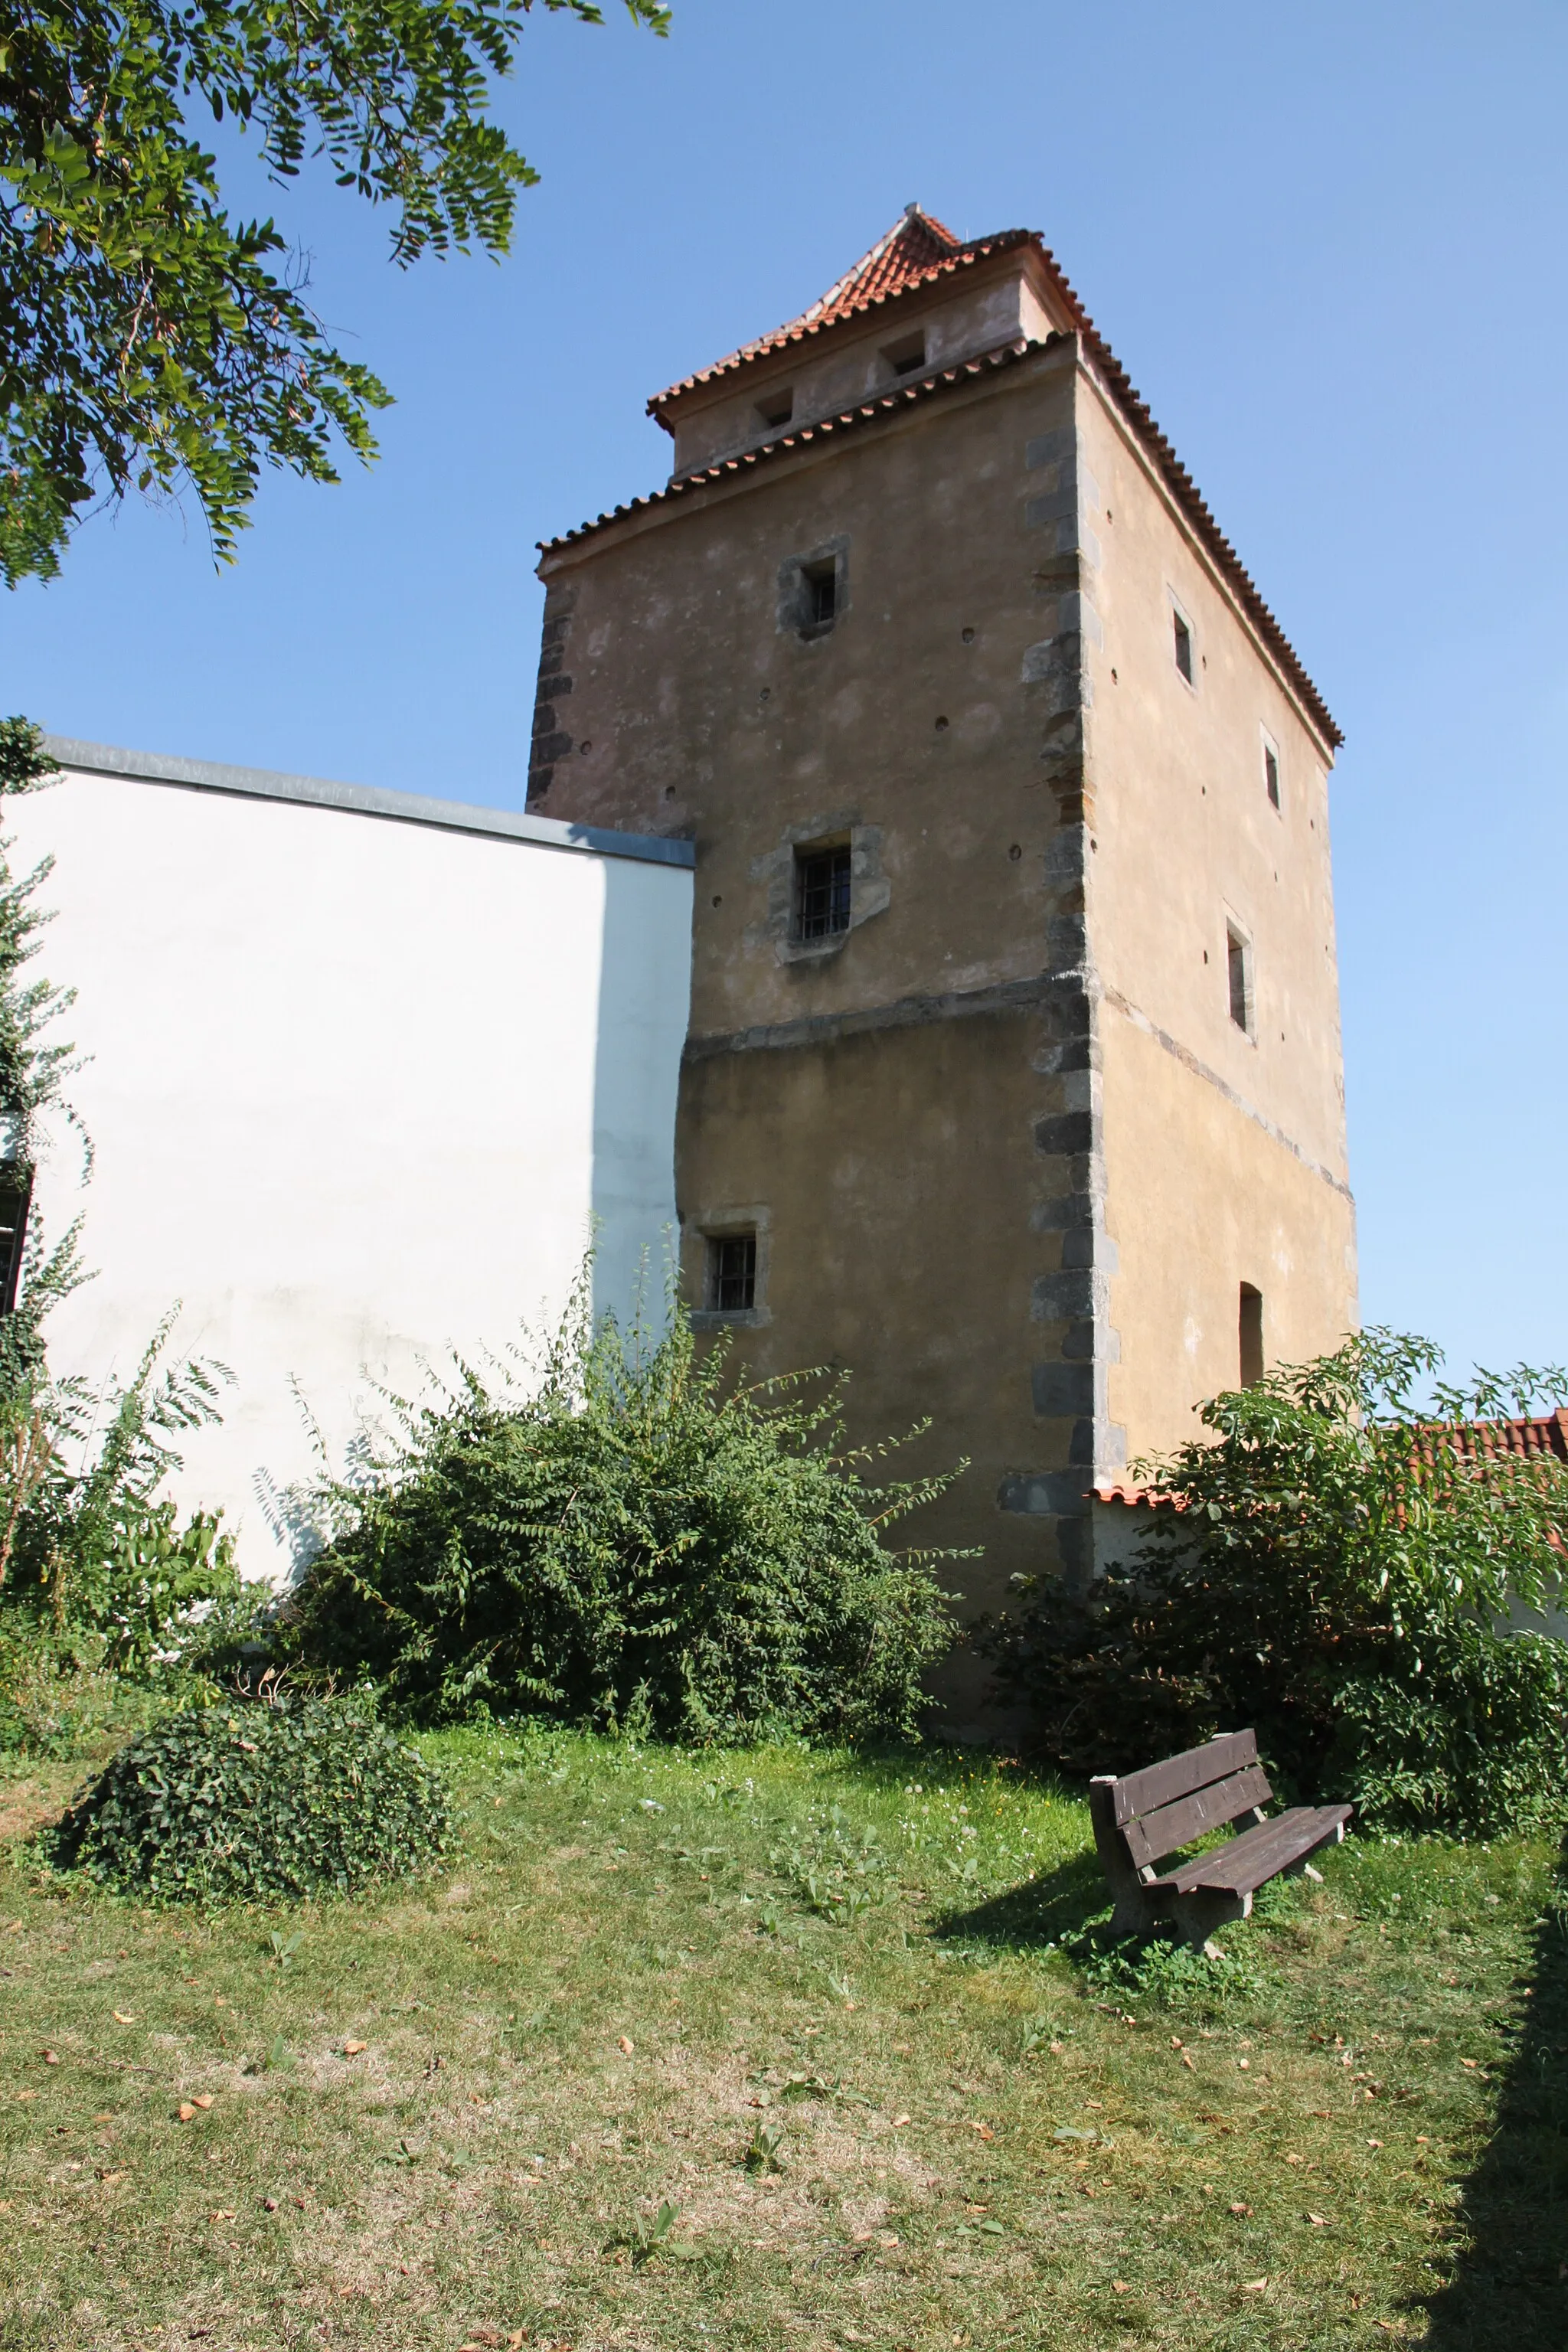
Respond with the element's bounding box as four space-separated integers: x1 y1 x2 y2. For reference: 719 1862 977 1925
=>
0 1730 1561 2352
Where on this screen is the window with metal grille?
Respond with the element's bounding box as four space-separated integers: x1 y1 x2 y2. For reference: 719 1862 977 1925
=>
794 844 851 940
707 1230 756 1313
801 559 837 630
0 1170 31 1315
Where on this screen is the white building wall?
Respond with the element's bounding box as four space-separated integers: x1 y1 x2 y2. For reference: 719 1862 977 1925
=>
7 746 694 1577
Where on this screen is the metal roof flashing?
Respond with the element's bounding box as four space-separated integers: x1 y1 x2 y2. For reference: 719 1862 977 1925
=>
42 737 695 870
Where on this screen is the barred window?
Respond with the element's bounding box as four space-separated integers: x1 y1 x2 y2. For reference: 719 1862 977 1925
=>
706 1231 756 1313
794 844 851 940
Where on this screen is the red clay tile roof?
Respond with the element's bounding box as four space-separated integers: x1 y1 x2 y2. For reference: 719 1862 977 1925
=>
1426 1410 1568 1472
544 210 1344 753
647 206 989 413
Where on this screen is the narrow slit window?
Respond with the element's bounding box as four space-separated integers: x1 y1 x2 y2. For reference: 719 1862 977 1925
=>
1263 740 1281 808
1227 923 1253 1034
801 559 837 630
707 1230 756 1313
1172 609 1194 684
756 388 794 430
1239 1284 1264 1387
795 843 851 940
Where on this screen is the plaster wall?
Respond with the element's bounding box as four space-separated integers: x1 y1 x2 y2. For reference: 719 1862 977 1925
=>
1072 371 1357 1457
6 760 692 1576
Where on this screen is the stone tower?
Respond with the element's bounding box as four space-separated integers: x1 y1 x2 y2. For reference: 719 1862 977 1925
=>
528 207 1355 1713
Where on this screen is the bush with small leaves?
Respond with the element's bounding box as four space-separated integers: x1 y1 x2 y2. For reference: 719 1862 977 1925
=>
50 1696 451 1903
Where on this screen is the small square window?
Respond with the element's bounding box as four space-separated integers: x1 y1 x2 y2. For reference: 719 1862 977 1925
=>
883 331 926 377
801 558 837 630
795 843 851 940
706 1230 756 1313
1226 923 1253 1035
756 387 794 430
1172 609 1194 684
1263 737 1281 809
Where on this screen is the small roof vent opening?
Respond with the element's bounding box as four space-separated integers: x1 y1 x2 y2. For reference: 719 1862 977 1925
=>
883 329 928 378
756 387 794 430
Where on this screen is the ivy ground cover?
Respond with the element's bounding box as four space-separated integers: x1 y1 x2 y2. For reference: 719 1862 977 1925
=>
1 1733 1563 2351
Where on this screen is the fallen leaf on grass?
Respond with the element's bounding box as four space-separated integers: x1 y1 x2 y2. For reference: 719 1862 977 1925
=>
211 2209 237 2223
969 2122 995 2141
1112 2282 1129 2295
342 2040 368 2057
1460 2059 1478 2070
618 2037 634 2055
1181 2053 1194 2069
178 2104 198 2123
891 2113 912 2128
1230 2203 1252 2216
192 2093 213 2109
41 2050 57 2065
1242 2278 1268 2294
1308 2213 1329 2226
112 2011 137 2025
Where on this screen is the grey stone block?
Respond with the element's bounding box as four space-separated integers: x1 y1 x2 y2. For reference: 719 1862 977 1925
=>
998 1470 1092 1516
1032 1361 1095 1418
1034 1111 1094 1158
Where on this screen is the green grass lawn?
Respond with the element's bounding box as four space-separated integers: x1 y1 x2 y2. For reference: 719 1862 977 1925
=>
2 1730 1563 2351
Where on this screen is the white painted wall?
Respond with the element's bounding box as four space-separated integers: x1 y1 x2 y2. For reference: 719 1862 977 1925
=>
5 756 693 1576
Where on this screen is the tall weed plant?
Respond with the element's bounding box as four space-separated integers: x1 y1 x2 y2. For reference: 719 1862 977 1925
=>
987 1331 1568 1836
0 720 255 1749
285 1271 965 1742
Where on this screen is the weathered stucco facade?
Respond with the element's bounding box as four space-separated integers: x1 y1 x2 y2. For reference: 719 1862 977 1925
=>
529 209 1356 1712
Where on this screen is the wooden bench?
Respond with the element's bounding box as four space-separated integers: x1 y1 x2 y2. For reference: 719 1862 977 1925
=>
1089 1730 1351 1949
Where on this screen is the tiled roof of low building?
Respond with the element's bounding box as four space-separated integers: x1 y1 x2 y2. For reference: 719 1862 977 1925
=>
542 208 1343 753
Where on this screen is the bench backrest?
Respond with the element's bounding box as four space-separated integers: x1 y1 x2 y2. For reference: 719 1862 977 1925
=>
1091 1730 1272 1871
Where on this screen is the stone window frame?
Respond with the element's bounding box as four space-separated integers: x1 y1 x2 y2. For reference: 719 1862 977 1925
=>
778 534 851 643
749 810 890 965
687 1203 773 1331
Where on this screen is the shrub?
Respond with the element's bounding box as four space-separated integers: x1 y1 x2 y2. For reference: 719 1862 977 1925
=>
986 1331 1568 1836
283 1276 964 1742
51 1696 452 1903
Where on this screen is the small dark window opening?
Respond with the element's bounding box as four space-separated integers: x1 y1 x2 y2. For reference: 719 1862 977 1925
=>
795 843 851 940
801 559 837 630
1173 609 1194 683
756 387 794 430
1227 925 1252 1034
883 332 926 377
1239 1283 1264 1388
0 1170 32 1315
707 1230 756 1313
1264 742 1281 808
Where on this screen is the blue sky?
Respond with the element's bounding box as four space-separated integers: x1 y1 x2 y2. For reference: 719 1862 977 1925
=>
7 0 1566 1380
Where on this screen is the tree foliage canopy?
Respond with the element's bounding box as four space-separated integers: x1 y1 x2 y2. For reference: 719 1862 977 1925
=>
0 0 669 581
988 1331 1568 1836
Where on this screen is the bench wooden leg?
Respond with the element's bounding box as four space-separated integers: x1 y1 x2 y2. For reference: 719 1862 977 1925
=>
1168 1888 1252 1949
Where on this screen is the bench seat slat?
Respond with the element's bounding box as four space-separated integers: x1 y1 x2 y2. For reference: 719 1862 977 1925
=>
1106 1730 1259 1828
1122 1765 1273 1870
1149 1805 1351 1901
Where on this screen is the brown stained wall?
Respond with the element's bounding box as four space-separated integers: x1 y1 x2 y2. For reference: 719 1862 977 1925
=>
1071 366 1356 1461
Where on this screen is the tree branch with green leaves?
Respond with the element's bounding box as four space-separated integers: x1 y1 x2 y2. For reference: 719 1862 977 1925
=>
0 0 671 581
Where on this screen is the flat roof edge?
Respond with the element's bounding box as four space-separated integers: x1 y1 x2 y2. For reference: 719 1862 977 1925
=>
42 737 697 871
